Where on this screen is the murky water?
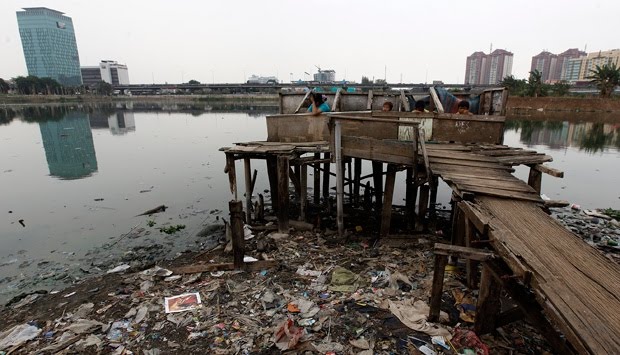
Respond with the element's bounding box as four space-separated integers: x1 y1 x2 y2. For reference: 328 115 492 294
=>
0 103 618 302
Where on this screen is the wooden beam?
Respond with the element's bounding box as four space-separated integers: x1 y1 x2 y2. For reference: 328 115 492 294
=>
533 164 564 178
429 254 448 322
225 153 238 200
266 156 278 211
333 88 342 112
433 243 496 261
380 164 397 238
419 129 433 181
313 153 321 204
458 201 489 235
229 200 245 269
277 155 290 233
418 184 430 231
353 158 362 206
322 153 331 199
429 86 445 113
244 158 252 223
367 90 373 110
300 164 307 221
294 90 312 114
474 264 501 334
464 219 480 289
528 167 542 194
335 121 344 237
400 89 411 111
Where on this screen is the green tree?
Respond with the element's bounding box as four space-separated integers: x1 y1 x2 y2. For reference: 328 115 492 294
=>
39 77 62 95
587 63 620 98
0 78 9 94
95 81 113 96
551 80 571 97
526 70 550 97
187 79 200 85
361 76 371 85
374 79 387 85
500 75 527 96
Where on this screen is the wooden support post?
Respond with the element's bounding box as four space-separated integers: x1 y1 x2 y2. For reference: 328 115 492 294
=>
380 164 397 238
451 197 466 246
294 90 312 114
266 156 278 211
429 176 439 221
257 194 265 221
244 158 252 224
353 158 362 206
334 121 344 237
366 90 373 110
363 181 372 211
289 166 301 199
474 263 502 334
322 152 331 200
313 153 321 204
277 156 290 233
528 166 542 194
465 219 480 289
250 169 258 195
429 254 448 322
225 153 238 200
347 160 353 202
418 184 430 231
300 164 307 221
229 200 245 269
372 161 383 211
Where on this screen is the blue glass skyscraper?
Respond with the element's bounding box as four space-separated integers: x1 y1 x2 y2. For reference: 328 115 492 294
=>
16 7 82 86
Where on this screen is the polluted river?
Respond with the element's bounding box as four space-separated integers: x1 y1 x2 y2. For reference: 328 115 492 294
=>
0 102 619 306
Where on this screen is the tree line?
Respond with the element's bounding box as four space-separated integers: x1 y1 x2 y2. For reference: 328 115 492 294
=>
501 63 620 98
0 76 114 96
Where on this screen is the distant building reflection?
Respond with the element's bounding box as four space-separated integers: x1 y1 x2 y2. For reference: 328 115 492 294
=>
506 120 620 153
89 111 136 135
39 112 98 179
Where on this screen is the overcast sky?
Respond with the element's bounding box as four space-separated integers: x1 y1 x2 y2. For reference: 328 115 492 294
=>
1 0 617 84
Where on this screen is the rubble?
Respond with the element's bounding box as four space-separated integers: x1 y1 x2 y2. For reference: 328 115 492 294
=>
0 219 555 354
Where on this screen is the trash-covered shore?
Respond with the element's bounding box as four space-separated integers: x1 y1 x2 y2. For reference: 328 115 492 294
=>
0 204 617 354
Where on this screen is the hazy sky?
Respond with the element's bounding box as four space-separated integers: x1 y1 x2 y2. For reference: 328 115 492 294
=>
1 0 618 84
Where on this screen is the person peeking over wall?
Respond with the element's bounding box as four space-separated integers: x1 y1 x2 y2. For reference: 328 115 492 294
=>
308 92 331 116
456 100 473 115
382 102 393 112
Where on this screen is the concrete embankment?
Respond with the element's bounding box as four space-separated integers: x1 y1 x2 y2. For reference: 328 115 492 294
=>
506 97 620 121
0 93 279 106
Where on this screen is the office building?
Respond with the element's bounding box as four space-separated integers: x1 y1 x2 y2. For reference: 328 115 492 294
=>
314 69 336 82
530 49 585 83
555 49 586 82
465 49 513 85
16 7 82 86
81 60 130 87
555 49 620 82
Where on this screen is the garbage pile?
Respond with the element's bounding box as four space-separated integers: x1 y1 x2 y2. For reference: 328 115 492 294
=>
552 206 620 263
0 225 552 354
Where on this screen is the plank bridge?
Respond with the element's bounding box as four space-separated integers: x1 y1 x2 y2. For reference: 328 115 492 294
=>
221 111 620 354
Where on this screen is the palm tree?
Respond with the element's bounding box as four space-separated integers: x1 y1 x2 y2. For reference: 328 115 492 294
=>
527 70 548 97
587 63 620 98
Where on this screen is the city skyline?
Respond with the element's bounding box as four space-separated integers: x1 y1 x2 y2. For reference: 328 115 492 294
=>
1 1 619 85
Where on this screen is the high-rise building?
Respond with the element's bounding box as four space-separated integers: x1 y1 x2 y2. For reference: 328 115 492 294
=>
555 49 586 82
464 49 513 85
16 7 82 86
314 69 335 82
81 60 130 87
531 51 558 83
557 49 620 82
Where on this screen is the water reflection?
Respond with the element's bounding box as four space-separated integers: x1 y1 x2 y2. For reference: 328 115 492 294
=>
39 112 98 179
505 120 620 153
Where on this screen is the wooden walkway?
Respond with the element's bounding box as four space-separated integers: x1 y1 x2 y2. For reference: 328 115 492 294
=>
423 144 620 353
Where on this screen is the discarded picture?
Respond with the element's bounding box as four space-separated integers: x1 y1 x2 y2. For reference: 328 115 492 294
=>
164 292 202 313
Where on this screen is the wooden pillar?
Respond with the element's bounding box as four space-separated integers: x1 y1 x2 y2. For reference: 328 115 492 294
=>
528 166 542 194
225 153 237 200
465 219 480 289
244 158 252 224
353 158 362 206
322 152 331 200
300 164 307 221
363 181 372 211
451 197 466 247
429 176 439 222
229 200 245 269
372 161 383 211
347 160 353 203
474 264 502 334
277 155 289 233
417 184 430 231
334 121 344 237
266 156 278 211
429 254 448 322
380 164 397 238
313 153 321 204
